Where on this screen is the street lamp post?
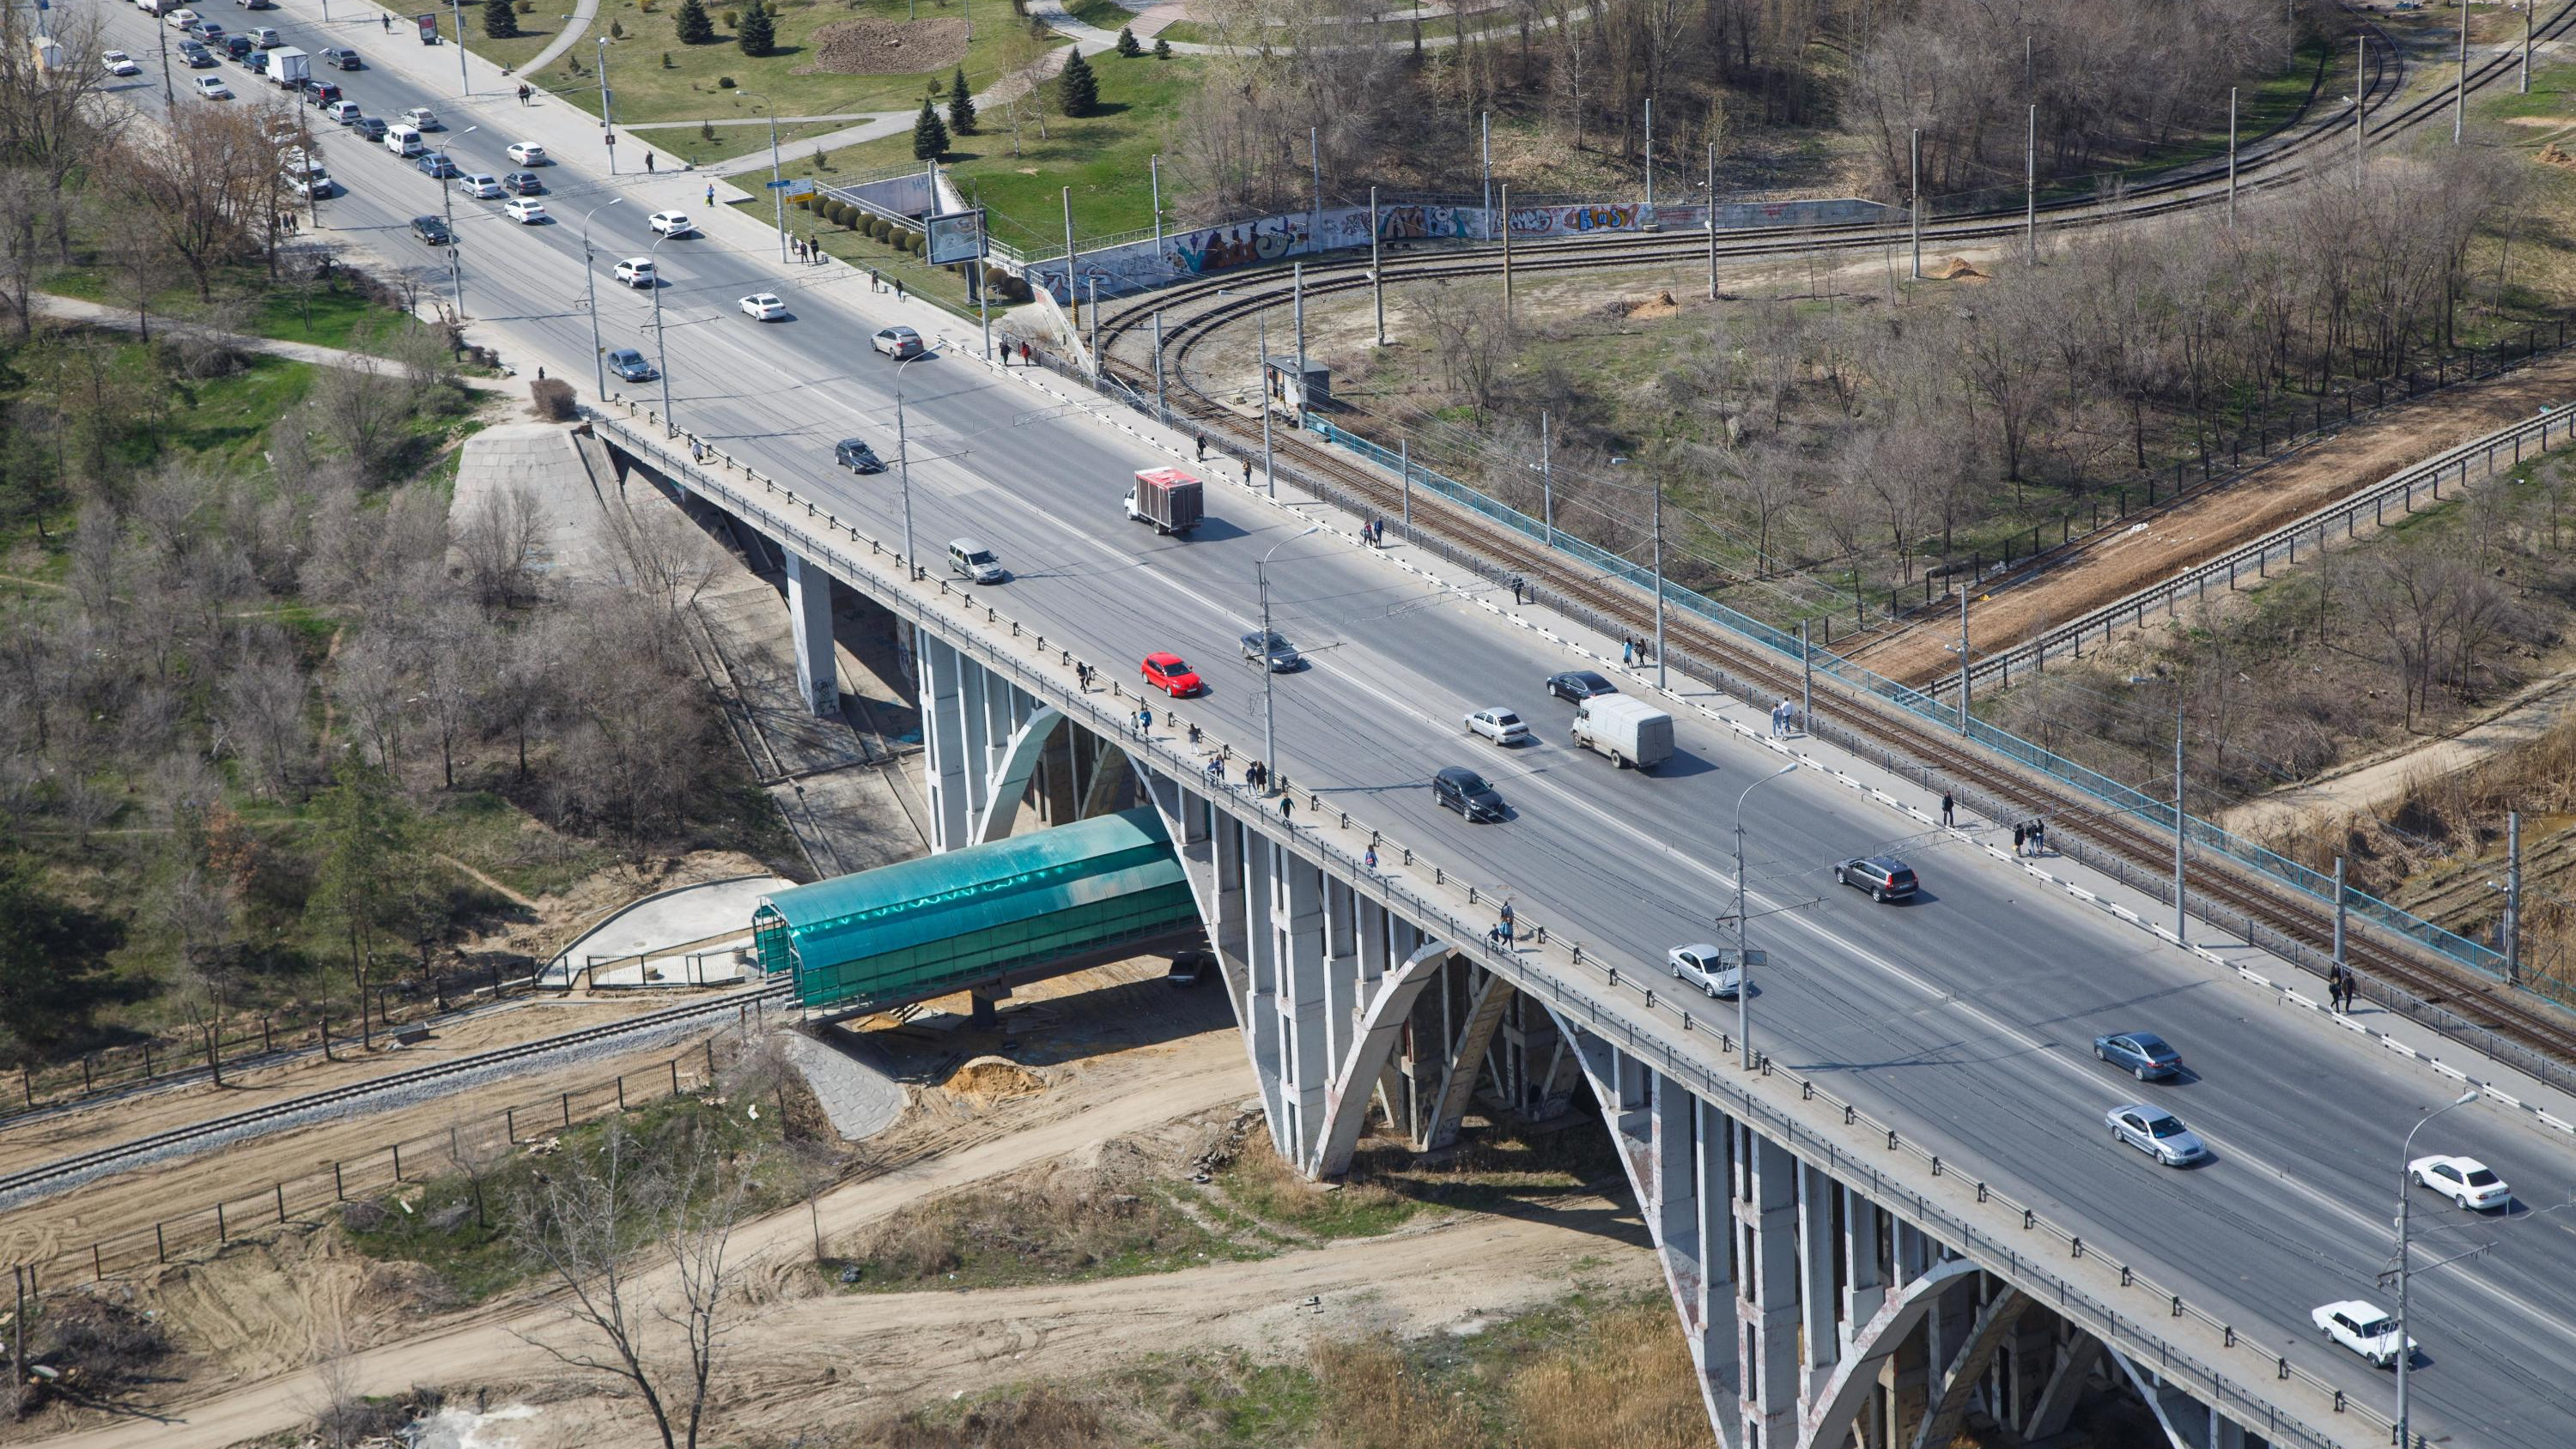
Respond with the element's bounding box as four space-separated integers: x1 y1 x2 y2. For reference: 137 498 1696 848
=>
1257 526 1321 793
436 126 479 319
1732 763 1798 1070
579 197 626 397
895 351 928 578
2397 1087 2481 1448
740 93 786 261
647 228 676 435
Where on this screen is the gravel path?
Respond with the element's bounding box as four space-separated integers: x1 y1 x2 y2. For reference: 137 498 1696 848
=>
779 1028 907 1141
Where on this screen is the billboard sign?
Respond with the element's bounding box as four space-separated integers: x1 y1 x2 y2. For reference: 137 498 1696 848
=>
925 209 987 266
416 11 439 41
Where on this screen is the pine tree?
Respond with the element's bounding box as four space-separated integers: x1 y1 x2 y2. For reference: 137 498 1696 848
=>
483 0 521 39
912 97 950 161
675 0 714 44
947 65 977 136
1058 46 1098 118
1152 33 1171 58
737 3 773 53
1115 23 1139 56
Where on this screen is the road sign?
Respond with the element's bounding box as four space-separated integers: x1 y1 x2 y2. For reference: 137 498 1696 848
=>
762 179 793 188
926 208 987 266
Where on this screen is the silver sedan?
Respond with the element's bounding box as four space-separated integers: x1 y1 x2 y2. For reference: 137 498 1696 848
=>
2106 1104 2207 1166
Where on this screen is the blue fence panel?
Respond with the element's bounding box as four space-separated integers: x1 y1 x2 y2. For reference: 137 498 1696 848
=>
1309 419 2515 986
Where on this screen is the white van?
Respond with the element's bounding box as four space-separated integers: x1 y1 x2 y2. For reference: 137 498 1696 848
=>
384 124 424 157
136 0 167 15
947 539 1005 584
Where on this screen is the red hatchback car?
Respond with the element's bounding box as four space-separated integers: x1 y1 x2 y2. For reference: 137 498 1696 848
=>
1141 652 1202 696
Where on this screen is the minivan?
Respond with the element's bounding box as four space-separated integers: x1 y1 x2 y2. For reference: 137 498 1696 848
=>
947 539 1005 584
250 26 280 45
384 124 424 156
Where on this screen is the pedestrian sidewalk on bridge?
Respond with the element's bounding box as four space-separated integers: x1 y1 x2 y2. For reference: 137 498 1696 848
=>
539 873 787 989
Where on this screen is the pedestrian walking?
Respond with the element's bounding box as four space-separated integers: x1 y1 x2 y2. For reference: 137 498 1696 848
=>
1364 846 1378 873
1206 755 1224 784
704 184 714 207
1187 721 1201 746
1940 791 1955 828
895 278 906 301
645 153 657 173
2033 818 2047 855
2013 822 2026 856
1195 434 1207 462
1622 638 1635 667
1139 706 1153 735
1279 793 1294 823
1499 899 1516 941
1020 340 1032 366
1243 458 1255 489
536 366 545 381
380 12 390 29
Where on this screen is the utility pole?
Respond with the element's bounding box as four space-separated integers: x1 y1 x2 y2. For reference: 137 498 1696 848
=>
1400 436 1413 534
2173 686 2187 943
1643 96 1655 210
1150 153 1163 256
1909 129 1923 282
2334 857 2348 978
1087 277 1100 381
2507 811 2524 984
1540 410 1554 546
449 0 470 94
598 39 615 173
1370 186 1386 345
1291 262 1307 429
2024 103 2036 264
2227 88 2239 227
1152 311 1166 417
1257 313 1275 498
1707 142 1719 300
1956 579 1970 731
1061 187 1078 327
2354 35 2367 189
1481 112 1493 230
1309 124 1323 241
1500 183 1514 324
1652 482 1667 688
2526 0 2535 94
1799 619 1813 737
2455 0 2469 145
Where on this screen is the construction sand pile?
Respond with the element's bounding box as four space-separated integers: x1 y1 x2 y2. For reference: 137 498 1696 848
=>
794 16 968 75
941 1055 1047 1109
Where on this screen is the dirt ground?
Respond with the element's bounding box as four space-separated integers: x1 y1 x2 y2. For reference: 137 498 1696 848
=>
0 995 713 1180
5 959 1655 1449
795 17 969 76
1848 349 2576 684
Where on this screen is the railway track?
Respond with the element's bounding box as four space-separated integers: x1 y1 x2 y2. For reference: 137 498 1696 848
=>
1035 8 2576 1077
0 983 791 1205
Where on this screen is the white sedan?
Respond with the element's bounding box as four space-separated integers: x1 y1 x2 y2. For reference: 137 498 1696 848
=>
506 141 549 165
2409 1154 2509 1210
503 197 549 224
102 49 142 75
647 209 693 237
1668 943 1743 999
2313 1300 2414 1368
166 8 201 27
1463 706 1529 746
193 74 232 99
738 293 787 321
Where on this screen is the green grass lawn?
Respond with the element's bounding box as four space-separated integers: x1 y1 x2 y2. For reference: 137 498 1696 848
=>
519 0 1063 163
827 52 1204 243
42 260 435 355
459 2 568 73
637 113 857 168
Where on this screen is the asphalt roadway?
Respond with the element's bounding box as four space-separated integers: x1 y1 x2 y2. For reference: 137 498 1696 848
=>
71 6 2576 1440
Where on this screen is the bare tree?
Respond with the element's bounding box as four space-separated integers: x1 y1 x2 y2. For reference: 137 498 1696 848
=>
455 482 553 608
601 490 720 619
218 644 313 797
512 1113 760 1449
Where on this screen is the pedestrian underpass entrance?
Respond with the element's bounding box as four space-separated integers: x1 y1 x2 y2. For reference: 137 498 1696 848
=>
750 806 1203 1015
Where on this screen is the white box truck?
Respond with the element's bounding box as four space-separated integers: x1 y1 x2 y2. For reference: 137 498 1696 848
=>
267 45 308 88
1570 694 1674 771
1124 467 1204 536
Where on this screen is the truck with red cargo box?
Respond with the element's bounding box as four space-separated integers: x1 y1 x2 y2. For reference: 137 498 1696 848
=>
1124 467 1204 535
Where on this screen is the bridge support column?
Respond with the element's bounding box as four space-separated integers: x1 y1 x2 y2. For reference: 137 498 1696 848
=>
1736 1125 1800 1449
782 549 837 717
1267 842 1329 1165
917 634 970 851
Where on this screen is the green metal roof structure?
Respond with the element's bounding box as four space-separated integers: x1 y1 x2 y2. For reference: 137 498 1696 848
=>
752 807 1200 1013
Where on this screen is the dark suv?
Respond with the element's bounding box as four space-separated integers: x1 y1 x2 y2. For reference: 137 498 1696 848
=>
410 214 453 246
1833 856 1918 903
178 39 216 65
302 79 343 106
1432 767 1507 823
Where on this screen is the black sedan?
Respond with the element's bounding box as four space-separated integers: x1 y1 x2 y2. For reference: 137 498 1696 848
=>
1432 766 1507 823
834 438 885 474
2093 1030 2184 1082
1546 670 1618 703
410 214 453 246
501 170 544 196
1239 629 1303 671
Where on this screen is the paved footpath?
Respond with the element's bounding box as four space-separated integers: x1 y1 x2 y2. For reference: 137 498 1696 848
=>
33 292 404 374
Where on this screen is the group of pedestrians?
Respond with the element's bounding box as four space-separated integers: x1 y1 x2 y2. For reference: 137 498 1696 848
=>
1487 899 1517 949
1130 706 1153 737
2327 964 2360 1013
1768 698 1801 737
1361 518 1388 548
2012 818 2050 857
789 237 827 265
1620 635 1653 668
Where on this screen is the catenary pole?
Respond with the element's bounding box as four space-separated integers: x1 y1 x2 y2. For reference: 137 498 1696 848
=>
1799 619 1812 737
2333 856 2347 974
1292 262 1307 428
1643 96 1654 209
1707 142 1719 300
1540 410 1554 546
2507 810 2524 983
1481 112 1493 227
1500 183 1513 324
1909 128 1923 281
1258 312 1275 499
2227 88 2239 227
2455 0 2469 144
1956 576 1970 731
1061 187 1078 327
1153 311 1165 416
1150 153 1163 255
2174 686 2187 943
1370 186 1386 344
1652 482 1666 688
598 39 615 173
2025 103 2036 263
1735 765 1797 1071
